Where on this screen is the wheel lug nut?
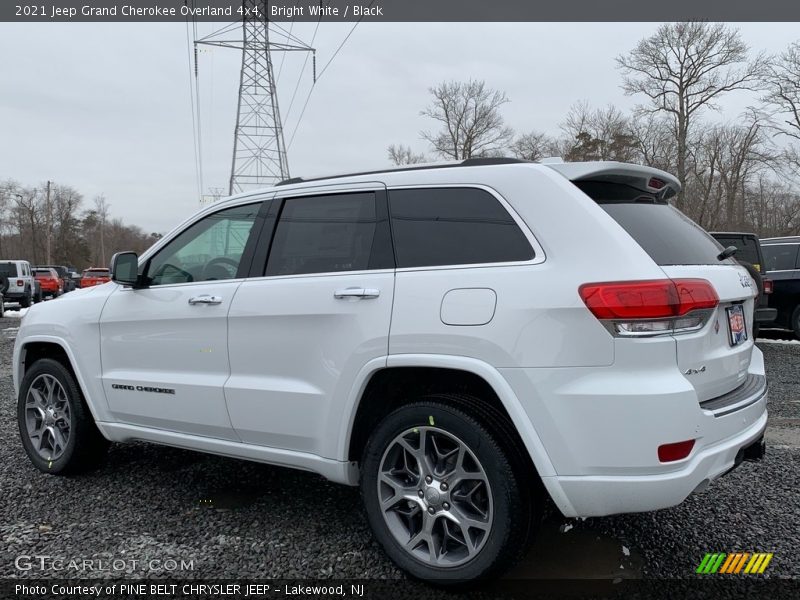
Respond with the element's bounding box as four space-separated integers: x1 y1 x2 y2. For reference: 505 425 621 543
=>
425 475 432 484
418 490 424 498
440 482 448 491
427 506 435 515
443 502 450 510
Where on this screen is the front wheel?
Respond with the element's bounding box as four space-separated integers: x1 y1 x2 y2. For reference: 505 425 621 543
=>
18 358 109 474
361 400 534 584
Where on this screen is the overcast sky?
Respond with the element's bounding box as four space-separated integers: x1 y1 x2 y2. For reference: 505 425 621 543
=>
1 22 798 233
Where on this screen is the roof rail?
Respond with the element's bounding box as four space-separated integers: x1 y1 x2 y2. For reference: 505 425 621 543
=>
275 157 530 186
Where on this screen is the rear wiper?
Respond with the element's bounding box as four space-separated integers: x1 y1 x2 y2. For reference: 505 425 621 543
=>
717 245 738 261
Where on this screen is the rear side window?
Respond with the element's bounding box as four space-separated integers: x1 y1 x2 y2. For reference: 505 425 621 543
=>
267 192 382 276
577 181 727 266
763 244 800 271
389 188 534 268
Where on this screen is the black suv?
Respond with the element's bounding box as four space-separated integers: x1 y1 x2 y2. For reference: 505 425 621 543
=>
761 236 800 339
710 232 777 337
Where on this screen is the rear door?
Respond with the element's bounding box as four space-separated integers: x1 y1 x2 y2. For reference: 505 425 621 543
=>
576 179 757 402
225 184 395 456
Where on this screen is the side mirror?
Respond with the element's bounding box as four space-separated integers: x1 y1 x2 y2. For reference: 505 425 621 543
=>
110 252 140 287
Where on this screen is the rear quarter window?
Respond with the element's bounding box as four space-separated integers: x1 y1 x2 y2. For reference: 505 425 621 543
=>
576 181 728 267
388 187 534 268
763 244 800 271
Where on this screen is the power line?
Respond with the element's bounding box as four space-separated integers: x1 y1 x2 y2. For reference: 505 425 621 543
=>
287 2 373 149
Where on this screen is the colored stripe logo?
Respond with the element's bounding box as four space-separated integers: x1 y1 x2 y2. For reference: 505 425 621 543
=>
696 552 773 574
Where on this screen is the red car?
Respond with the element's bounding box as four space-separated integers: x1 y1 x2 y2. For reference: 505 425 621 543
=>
33 268 63 298
80 268 111 288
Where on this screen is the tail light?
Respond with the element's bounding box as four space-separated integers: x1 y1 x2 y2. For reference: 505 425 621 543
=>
763 278 773 295
16 279 23 286
579 279 719 337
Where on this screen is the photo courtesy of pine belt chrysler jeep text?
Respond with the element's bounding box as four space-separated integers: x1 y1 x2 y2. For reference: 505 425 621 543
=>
13 159 768 583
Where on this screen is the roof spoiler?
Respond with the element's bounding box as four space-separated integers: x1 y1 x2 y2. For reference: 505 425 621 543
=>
543 161 681 200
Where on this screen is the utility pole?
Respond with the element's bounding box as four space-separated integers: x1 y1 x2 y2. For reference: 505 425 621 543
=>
45 180 51 264
196 0 315 195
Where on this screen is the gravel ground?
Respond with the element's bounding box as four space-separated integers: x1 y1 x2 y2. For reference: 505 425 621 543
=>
0 312 797 584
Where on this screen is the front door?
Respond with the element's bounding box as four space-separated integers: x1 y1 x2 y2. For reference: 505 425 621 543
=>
99 201 264 440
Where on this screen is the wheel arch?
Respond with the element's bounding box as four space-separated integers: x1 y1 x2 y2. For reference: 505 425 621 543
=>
342 355 557 480
16 337 105 425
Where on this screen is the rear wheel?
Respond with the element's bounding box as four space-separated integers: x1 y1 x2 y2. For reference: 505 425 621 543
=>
792 305 800 341
361 399 535 584
18 358 109 474
20 290 31 308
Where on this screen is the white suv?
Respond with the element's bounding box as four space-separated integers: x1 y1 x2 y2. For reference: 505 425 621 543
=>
1 259 35 308
14 159 767 582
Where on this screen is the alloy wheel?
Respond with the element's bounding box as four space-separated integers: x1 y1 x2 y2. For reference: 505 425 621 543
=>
376 426 493 567
24 374 72 461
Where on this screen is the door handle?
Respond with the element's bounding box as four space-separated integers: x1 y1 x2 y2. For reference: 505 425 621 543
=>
334 287 380 300
188 295 223 305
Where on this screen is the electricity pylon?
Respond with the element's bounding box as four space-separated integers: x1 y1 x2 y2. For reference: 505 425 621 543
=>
196 1 315 195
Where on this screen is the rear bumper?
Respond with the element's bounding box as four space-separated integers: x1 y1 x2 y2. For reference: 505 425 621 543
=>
500 344 769 518
547 406 766 517
754 307 777 324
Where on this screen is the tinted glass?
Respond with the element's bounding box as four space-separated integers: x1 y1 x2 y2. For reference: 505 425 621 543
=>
578 181 728 266
0 264 17 277
762 244 800 271
267 193 378 276
711 235 761 267
147 203 259 286
389 188 534 268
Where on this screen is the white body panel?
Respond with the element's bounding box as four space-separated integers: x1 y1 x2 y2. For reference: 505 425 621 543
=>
12 161 768 518
226 270 394 456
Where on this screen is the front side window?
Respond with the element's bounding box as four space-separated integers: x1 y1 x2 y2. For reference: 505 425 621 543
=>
147 203 260 286
266 193 379 276
763 244 800 271
389 187 534 268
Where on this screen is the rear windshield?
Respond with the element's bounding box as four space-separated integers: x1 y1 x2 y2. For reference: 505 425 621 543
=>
84 270 109 277
0 264 16 277
33 269 52 276
576 181 728 266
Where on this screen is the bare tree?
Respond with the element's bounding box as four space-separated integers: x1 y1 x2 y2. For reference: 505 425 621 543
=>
763 41 800 174
509 131 558 162
617 22 767 209
420 80 514 159
559 102 638 162
387 144 427 165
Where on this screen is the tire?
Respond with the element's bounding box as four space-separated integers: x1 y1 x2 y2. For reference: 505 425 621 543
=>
19 290 31 308
17 358 109 475
792 305 800 341
0 299 4 318
0 277 8 296
752 322 760 340
361 398 535 584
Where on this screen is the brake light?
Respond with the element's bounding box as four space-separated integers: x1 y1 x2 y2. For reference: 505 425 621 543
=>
647 177 666 190
579 279 719 337
763 278 773 295
16 279 23 286
658 439 695 462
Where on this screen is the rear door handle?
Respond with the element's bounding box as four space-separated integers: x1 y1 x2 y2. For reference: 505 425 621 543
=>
334 287 380 300
188 295 223 305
